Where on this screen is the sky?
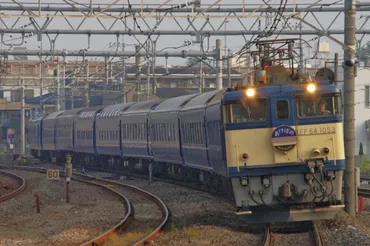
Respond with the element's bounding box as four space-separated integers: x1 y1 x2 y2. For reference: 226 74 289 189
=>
0 0 368 66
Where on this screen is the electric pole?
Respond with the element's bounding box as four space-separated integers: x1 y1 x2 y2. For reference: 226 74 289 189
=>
55 61 60 111
135 45 141 102
216 39 223 90
84 59 89 107
343 0 357 217
299 22 304 74
20 79 25 157
334 53 339 85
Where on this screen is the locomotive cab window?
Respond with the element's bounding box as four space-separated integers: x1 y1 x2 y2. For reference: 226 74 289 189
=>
297 94 342 118
224 99 267 123
276 100 289 120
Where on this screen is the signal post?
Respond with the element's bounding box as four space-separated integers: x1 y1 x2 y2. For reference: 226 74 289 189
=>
65 154 72 203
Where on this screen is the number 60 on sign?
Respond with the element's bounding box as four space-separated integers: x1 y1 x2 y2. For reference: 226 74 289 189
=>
46 169 59 180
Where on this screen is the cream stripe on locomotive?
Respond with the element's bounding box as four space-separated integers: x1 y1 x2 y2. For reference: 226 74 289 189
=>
225 122 345 168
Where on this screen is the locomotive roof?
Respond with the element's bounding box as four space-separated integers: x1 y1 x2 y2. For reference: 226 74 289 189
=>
223 84 342 102
98 102 135 118
181 89 225 109
152 94 199 113
123 99 163 113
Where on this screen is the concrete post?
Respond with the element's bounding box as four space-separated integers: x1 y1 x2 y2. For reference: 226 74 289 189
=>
20 79 25 157
55 62 60 111
216 39 223 89
84 60 89 107
343 0 357 217
334 53 339 84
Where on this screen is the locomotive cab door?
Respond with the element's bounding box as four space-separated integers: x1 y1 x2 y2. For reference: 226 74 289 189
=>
270 94 298 164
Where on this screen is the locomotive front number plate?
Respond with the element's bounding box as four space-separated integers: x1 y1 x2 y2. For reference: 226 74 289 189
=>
298 127 336 136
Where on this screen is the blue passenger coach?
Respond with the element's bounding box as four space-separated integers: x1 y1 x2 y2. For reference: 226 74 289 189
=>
150 94 197 165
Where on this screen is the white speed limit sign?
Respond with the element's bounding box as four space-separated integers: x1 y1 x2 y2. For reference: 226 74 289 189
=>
46 169 60 180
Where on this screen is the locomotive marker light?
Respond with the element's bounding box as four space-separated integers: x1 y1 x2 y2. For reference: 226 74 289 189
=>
323 147 330 155
245 88 255 97
241 153 249 161
306 83 316 93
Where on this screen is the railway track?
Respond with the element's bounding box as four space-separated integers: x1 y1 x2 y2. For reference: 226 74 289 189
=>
0 165 169 246
0 169 26 202
261 222 325 246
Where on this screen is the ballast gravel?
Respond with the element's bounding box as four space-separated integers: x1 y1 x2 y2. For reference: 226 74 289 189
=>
108 175 263 246
0 169 124 246
0 174 20 197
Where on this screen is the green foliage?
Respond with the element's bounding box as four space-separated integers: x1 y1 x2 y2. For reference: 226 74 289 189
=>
359 142 364 156
360 157 370 176
169 223 178 233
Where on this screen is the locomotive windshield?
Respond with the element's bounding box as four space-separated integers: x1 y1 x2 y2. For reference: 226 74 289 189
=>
296 94 342 118
224 99 267 123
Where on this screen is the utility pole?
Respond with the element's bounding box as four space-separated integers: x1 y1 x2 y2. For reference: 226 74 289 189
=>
39 40 44 115
135 45 141 102
60 56 66 110
121 38 126 103
334 53 339 85
343 0 357 217
199 58 203 93
104 56 109 105
152 40 157 96
20 79 25 157
84 59 89 107
299 22 304 74
147 58 150 100
216 39 223 90
55 61 60 111
228 49 232 87
120 77 126 103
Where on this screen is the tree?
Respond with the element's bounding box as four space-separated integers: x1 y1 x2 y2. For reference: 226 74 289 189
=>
359 142 364 156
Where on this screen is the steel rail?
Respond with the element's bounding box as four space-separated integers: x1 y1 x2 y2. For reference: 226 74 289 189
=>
0 165 133 246
311 223 325 246
0 165 169 246
263 222 325 246
262 224 272 246
0 169 26 202
74 171 170 246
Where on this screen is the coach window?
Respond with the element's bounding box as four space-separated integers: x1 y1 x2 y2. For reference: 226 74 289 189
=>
276 100 289 120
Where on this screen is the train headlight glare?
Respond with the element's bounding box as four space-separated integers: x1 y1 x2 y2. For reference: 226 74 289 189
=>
307 83 316 93
246 88 255 97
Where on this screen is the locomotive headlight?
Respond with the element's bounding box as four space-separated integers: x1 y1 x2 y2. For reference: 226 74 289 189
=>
246 88 255 97
312 148 321 156
306 83 316 93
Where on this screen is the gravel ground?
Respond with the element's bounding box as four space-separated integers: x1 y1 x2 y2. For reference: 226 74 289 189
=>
85 178 164 246
272 232 314 246
85 171 264 246
0 174 20 197
0 169 125 246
